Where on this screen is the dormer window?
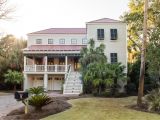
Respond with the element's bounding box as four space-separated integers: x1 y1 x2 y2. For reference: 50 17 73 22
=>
48 39 53 44
110 29 118 40
97 29 104 40
59 39 65 44
36 39 42 44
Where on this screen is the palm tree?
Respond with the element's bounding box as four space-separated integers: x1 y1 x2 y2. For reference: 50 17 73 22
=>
137 0 148 106
84 62 126 95
4 70 23 91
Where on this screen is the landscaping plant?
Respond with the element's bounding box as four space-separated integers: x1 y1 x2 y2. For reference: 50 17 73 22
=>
28 87 52 111
145 88 160 112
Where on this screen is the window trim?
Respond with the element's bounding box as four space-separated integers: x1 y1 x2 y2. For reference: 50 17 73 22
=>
71 39 77 44
59 39 65 44
48 39 54 44
97 29 105 40
36 39 42 44
110 53 118 63
110 29 118 40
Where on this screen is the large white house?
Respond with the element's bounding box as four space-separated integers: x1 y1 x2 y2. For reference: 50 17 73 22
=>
23 18 127 94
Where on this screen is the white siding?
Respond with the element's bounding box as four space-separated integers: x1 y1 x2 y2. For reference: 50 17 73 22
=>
27 34 87 47
87 23 127 72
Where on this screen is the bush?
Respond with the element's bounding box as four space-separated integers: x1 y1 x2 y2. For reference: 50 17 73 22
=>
28 86 44 95
125 83 137 95
145 88 160 112
28 86 52 111
28 94 52 111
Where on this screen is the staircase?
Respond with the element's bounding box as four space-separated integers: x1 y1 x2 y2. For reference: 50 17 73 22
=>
63 71 83 95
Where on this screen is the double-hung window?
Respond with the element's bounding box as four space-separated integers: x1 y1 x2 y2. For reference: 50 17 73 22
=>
71 39 77 44
59 39 65 44
110 29 118 40
48 39 53 44
97 29 104 40
82 38 87 44
110 53 118 63
36 39 42 44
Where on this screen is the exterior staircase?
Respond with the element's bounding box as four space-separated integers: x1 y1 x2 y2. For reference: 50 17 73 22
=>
63 71 83 95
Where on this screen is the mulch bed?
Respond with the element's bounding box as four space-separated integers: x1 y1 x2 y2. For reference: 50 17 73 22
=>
1 97 72 120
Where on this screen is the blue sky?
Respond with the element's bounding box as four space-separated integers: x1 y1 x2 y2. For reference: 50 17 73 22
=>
0 0 129 38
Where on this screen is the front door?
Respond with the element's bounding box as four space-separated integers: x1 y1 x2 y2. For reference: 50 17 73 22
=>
74 58 80 71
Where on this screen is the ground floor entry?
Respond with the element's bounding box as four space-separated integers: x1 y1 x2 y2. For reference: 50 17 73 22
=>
27 74 65 91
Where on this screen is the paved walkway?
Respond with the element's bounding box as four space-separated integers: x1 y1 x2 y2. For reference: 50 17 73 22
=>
0 92 78 119
0 94 23 118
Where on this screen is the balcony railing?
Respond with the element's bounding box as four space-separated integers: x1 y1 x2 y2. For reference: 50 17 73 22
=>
24 65 68 73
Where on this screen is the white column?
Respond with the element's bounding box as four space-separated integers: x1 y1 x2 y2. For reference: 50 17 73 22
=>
23 74 27 91
33 57 35 65
45 56 48 72
44 74 48 91
65 56 68 72
24 56 26 72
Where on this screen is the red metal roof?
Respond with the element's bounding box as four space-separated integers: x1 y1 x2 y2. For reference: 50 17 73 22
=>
87 18 123 23
24 45 87 51
29 28 86 35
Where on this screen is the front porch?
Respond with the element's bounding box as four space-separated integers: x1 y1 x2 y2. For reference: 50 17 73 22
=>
24 56 80 73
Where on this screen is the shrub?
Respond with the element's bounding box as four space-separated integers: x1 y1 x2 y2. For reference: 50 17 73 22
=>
125 83 137 95
28 94 52 111
145 88 160 112
28 86 52 111
28 86 44 95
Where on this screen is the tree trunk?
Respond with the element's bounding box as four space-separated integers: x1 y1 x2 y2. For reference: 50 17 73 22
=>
137 0 148 106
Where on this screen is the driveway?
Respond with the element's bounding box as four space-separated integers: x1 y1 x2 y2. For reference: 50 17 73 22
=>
0 94 23 118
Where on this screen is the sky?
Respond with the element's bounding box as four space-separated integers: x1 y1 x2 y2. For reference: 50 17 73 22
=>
0 0 129 38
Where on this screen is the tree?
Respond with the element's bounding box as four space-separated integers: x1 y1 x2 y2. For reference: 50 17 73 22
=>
137 0 148 107
80 39 107 74
84 62 126 95
0 35 26 89
4 70 23 91
147 26 160 85
79 39 107 93
0 0 14 20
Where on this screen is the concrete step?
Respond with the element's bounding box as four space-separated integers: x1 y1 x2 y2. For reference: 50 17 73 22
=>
63 90 81 94
65 81 82 84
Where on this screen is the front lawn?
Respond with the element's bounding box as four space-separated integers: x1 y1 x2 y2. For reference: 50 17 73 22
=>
43 97 160 120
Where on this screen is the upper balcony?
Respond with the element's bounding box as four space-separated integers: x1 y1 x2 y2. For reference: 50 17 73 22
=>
23 54 81 74
24 65 68 73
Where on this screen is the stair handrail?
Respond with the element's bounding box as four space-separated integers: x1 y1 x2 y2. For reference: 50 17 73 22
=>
64 64 71 84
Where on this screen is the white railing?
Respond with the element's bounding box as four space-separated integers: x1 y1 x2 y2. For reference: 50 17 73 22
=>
24 65 68 73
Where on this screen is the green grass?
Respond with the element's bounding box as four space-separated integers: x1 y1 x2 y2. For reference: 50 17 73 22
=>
43 97 160 120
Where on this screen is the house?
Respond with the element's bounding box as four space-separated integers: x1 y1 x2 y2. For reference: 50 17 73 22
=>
23 18 127 94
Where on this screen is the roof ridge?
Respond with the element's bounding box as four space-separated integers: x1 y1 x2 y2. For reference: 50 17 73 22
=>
87 18 122 23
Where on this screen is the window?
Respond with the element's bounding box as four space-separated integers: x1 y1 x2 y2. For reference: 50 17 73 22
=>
36 39 42 44
59 39 65 44
110 29 118 40
71 39 77 44
97 29 104 40
82 38 87 44
48 39 53 44
110 53 118 63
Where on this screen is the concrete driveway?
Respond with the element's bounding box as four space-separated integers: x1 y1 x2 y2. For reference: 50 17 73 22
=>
0 94 23 118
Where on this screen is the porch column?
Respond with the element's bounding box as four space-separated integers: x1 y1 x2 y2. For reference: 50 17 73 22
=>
65 56 68 72
23 74 27 91
24 56 26 72
44 56 48 72
44 74 48 91
33 57 35 65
